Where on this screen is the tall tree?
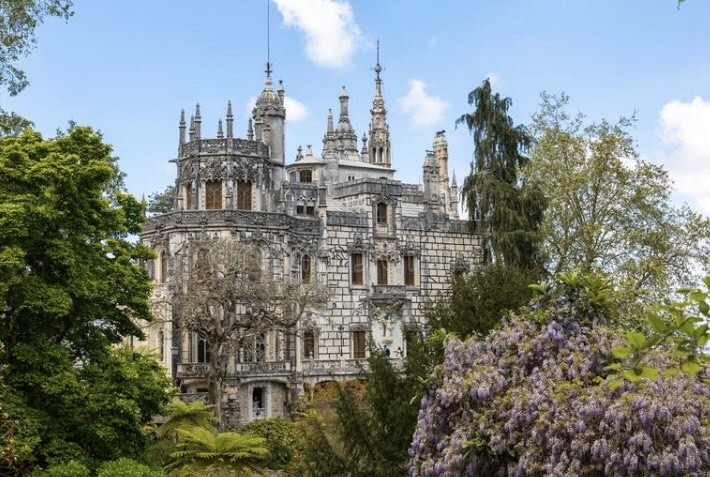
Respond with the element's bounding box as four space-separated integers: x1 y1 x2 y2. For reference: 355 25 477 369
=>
175 238 327 428
0 1 73 136
457 78 546 268
0 127 170 472
528 93 710 302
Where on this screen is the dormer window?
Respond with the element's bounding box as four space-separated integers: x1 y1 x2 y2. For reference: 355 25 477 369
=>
299 169 312 183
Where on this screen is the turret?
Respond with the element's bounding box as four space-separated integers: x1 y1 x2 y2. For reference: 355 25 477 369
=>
432 131 451 215
252 64 286 187
368 41 391 167
335 86 358 155
450 171 460 219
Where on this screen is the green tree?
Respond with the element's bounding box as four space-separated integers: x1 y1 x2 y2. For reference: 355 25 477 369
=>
242 418 299 471
0 1 74 136
147 184 175 215
528 93 710 302
0 127 170 472
166 427 269 476
428 264 541 338
457 78 546 268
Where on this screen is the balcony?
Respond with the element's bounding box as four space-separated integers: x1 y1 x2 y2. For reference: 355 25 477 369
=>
176 361 293 379
370 285 407 302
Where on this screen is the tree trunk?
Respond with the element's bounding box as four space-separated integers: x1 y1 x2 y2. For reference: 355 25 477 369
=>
208 341 227 429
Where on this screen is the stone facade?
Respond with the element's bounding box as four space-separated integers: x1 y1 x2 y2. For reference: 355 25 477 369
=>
138 55 481 427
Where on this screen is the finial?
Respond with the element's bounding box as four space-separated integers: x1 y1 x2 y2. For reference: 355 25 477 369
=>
226 101 233 139
247 118 254 141
179 109 186 145
217 119 224 138
195 103 201 119
327 109 334 134
451 170 458 187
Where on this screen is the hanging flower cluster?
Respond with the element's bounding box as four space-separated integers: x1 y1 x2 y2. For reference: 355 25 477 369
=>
409 296 710 476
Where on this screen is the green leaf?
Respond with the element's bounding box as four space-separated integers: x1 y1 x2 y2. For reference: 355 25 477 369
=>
698 301 709 316
681 361 701 376
611 346 633 359
647 312 667 333
604 363 623 371
689 291 707 303
662 368 680 378
640 367 659 381
625 331 647 349
608 379 623 391
622 369 643 382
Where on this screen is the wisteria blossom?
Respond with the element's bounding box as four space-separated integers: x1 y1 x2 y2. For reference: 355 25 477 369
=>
409 296 710 476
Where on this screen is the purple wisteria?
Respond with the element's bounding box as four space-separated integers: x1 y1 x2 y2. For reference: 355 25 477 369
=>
409 297 710 476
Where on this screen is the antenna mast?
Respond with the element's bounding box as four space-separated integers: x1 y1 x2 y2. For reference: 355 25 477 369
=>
266 0 272 76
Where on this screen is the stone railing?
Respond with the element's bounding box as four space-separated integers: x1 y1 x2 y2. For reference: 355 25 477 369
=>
175 392 208 404
234 361 292 375
303 358 368 376
145 210 320 234
326 211 368 227
179 138 261 157
176 363 210 378
371 285 407 300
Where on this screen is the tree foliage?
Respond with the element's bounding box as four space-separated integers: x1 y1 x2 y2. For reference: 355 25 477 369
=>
528 93 710 302
457 78 546 268
428 264 541 338
0 127 171 473
0 1 73 136
409 276 710 476
147 184 175 215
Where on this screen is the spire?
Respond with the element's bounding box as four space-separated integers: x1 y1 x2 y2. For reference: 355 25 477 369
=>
179 109 186 145
374 39 383 98
368 42 391 167
194 103 202 140
226 100 233 139
217 119 224 139
277 80 285 105
189 115 195 142
247 118 254 141
327 109 334 134
451 170 458 187
336 87 358 154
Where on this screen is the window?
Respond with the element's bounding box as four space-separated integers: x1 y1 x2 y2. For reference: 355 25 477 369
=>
197 338 210 363
351 253 363 285
377 260 388 285
306 206 315 216
290 171 297 182
404 255 415 286
252 387 266 419
185 184 193 210
237 181 252 210
205 181 222 209
296 205 305 215
352 330 366 359
160 251 168 283
303 330 315 359
299 169 312 183
376 202 387 225
301 255 311 284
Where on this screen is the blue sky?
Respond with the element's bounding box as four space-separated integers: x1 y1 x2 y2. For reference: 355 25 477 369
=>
4 0 710 214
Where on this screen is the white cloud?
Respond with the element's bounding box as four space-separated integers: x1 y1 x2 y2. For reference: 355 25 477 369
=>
245 96 309 124
657 96 710 215
284 96 308 122
273 0 363 70
397 79 449 128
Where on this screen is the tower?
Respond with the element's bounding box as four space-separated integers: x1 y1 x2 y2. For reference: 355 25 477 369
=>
252 63 286 188
368 41 391 167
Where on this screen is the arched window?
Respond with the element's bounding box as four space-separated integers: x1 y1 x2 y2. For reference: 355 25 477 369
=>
237 181 252 210
377 260 388 285
205 181 222 209
160 250 168 283
376 202 387 225
197 338 210 363
303 329 315 359
301 255 311 284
